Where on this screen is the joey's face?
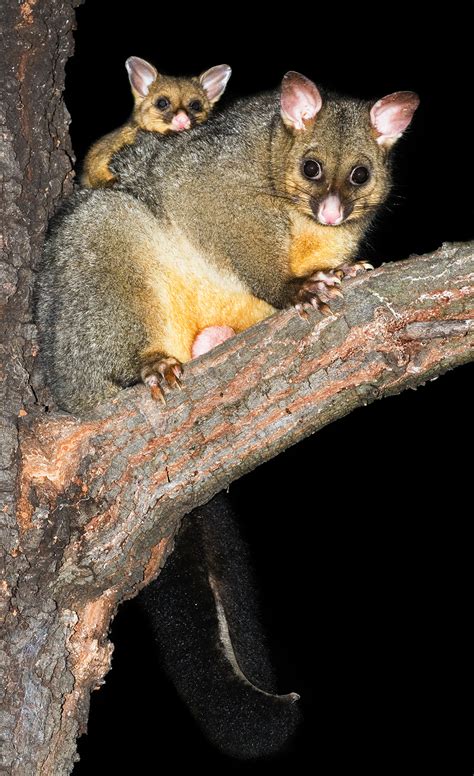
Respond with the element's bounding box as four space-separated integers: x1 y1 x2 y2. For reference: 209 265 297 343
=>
141 77 212 133
126 58 231 135
279 72 419 227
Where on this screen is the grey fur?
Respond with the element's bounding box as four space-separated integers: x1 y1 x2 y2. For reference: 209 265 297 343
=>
35 85 410 414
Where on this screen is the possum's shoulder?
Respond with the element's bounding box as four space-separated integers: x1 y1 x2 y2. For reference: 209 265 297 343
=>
45 186 153 244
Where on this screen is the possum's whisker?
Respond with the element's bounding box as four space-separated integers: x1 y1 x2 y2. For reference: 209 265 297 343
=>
240 184 299 204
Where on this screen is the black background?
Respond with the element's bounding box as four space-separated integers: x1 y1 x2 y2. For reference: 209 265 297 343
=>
67 3 472 773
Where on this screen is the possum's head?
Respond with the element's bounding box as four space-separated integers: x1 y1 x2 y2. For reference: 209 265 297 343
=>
277 71 419 227
126 56 231 134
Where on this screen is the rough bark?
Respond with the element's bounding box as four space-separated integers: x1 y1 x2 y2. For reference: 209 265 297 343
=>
1 2 82 774
0 4 473 774
5 241 474 775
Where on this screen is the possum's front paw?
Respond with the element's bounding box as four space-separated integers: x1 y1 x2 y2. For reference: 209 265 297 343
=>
293 261 374 315
334 260 374 279
140 355 183 403
293 270 343 315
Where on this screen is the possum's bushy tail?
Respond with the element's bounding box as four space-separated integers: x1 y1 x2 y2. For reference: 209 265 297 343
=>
138 493 301 759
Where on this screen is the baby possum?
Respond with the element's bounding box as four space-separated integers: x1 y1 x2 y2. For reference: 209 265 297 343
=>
81 56 231 188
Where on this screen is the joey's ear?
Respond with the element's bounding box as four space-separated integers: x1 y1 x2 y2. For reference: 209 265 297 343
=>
125 56 159 99
199 64 232 104
280 71 322 132
370 91 420 148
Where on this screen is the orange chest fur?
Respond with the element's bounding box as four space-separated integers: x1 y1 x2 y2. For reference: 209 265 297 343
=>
288 213 357 277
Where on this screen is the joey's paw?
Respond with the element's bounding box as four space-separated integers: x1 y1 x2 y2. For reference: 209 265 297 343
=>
293 270 343 315
334 260 374 279
140 356 183 404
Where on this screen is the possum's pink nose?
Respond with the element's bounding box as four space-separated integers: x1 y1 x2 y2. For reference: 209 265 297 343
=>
318 195 344 226
171 111 191 131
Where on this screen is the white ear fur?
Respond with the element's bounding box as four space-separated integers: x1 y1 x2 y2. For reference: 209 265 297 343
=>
199 64 232 105
280 71 323 132
370 91 420 148
125 56 158 99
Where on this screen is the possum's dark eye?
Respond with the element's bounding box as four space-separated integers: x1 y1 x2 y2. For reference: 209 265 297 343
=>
189 100 203 112
302 159 322 180
156 97 170 110
350 166 370 185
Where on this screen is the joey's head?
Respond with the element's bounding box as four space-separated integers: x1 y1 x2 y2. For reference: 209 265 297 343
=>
277 71 419 227
126 56 231 133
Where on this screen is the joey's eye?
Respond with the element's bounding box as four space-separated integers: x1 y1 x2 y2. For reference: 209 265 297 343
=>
350 166 370 185
189 100 203 112
156 97 170 110
302 159 322 180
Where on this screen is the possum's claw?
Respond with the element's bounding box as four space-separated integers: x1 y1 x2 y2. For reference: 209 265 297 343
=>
294 261 374 313
334 260 374 279
140 356 183 403
293 270 343 314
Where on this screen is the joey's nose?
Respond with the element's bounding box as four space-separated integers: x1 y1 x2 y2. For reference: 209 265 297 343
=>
171 111 191 131
317 195 344 226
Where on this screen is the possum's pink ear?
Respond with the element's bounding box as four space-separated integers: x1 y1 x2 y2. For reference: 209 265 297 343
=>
370 91 420 148
125 56 158 99
199 65 232 104
280 71 322 132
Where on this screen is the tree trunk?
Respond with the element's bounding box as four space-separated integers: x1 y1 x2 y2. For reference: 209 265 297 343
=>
1 2 83 774
1 4 473 774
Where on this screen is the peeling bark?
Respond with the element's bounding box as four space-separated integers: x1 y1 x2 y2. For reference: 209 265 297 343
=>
0 2 473 773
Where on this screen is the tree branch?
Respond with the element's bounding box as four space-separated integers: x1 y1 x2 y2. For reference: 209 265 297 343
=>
5 237 474 773
20 241 474 592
